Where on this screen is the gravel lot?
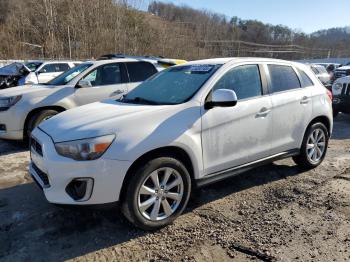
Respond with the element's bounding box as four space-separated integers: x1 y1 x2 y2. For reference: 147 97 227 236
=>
1 115 350 261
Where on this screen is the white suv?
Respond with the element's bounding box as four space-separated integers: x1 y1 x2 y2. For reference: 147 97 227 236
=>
30 58 333 230
0 59 158 140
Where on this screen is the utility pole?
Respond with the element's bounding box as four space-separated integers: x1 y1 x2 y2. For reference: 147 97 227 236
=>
68 25 72 59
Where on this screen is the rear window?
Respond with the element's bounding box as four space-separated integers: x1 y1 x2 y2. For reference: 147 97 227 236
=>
297 68 314 87
314 65 327 74
41 63 70 73
56 63 70 72
268 65 301 93
311 66 319 74
126 62 158 82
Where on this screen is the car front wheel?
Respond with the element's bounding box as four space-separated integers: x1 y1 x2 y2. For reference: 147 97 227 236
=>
293 122 329 169
121 157 191 230
27 109 58 137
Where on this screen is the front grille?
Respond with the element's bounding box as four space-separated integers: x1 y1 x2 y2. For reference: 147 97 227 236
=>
32 163 50 187
31 137 43 157
341 83 350 96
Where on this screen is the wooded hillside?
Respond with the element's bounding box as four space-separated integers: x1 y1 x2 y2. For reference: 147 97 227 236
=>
0 0 349 60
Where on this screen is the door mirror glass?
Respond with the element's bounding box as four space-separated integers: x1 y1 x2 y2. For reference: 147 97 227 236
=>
77 79 92 88
206 89 237 109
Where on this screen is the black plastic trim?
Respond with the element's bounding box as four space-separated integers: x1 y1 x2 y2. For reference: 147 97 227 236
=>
195 149 300 188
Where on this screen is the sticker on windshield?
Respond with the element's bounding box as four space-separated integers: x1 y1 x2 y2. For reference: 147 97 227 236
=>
189 65 214 73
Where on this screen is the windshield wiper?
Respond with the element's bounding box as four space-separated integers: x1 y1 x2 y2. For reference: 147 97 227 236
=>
121 97 159 105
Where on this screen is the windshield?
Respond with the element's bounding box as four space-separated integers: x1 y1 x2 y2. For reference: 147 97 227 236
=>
122 64 221 105
25 62 42 72
46 63 93 86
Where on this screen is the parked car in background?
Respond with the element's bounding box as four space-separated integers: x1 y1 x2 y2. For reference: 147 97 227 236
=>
0 58 159 140
97 54 187 71
333 62 350 81
0 61 41 89
315 63 341 82
29 58 332 230
332 75 350 117
308 64 332 89
0 61 79 89
22 61 81 85
315 63 341 72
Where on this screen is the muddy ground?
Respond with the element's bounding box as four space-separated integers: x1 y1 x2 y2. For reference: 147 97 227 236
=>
1 115 350 262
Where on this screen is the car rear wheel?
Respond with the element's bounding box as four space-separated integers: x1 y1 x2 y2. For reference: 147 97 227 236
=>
27 109 58 137
121 157 191 230
293 122 329 169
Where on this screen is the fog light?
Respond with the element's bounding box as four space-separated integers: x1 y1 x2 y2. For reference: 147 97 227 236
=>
0 124 6 132
65 178 93 202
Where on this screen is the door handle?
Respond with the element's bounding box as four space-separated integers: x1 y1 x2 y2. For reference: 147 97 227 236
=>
110 90 124 96
300 96 311 104
256 107 271 118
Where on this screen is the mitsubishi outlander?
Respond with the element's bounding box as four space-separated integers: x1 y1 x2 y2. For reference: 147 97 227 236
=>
29 58 333 230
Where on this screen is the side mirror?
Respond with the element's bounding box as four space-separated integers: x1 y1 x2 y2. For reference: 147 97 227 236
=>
76 79 92 88
205 89 238 110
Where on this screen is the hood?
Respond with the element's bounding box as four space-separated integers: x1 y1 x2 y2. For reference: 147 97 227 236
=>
0 62 29 76
335 75 350 84
39 100 181 142
0 84 58 98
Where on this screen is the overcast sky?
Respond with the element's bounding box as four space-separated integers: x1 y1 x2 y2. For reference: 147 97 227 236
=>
157 0 349 33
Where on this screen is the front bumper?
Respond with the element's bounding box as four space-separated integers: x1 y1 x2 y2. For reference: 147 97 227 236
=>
0 107 25 140
30 128 132 205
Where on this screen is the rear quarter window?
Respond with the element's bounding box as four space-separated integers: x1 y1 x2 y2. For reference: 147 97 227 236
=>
268 64 301 93
126 62 158 82
297 68 314 87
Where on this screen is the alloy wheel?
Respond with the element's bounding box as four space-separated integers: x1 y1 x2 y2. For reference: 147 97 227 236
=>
137 167 184 221
306 128 326 163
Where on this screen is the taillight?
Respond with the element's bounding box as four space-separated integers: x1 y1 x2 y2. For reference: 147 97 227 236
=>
326 89 333 101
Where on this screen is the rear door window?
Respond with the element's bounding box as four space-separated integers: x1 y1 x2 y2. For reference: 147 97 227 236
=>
268 65 301 93
126 62 158 83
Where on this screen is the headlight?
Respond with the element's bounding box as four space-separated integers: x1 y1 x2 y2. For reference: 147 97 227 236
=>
55 134 115 161
0 95 22 110
333 82 343 90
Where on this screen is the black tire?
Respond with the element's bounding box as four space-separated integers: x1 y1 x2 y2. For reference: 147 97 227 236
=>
121 157 191 230
27 110 58 137
333 110 339 118
293 122 329 169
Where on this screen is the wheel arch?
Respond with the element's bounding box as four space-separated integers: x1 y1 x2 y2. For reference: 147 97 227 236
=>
23 105 67 138
307 115 331 136
119 146 195 202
